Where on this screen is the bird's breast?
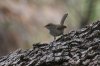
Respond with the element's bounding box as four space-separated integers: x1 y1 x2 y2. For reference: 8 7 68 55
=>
50 28 63 36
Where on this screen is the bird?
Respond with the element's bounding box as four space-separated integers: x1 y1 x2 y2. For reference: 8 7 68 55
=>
45 13 68 41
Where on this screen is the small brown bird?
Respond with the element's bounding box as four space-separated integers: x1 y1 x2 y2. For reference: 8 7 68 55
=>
45 13 68 40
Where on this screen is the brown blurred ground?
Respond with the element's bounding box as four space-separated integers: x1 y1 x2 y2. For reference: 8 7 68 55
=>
0 0 99 56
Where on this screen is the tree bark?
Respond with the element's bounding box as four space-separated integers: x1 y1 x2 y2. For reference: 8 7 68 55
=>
0 21 100 66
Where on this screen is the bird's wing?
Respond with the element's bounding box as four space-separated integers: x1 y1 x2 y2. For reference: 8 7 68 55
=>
57 25 66 30
60 13 68 25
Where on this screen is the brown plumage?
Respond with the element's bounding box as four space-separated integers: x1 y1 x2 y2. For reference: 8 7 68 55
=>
45 13 68 40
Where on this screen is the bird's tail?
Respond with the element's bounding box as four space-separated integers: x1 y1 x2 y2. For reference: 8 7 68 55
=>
60 13 68 26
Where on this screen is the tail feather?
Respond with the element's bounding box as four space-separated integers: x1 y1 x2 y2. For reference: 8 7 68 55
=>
60 13 68 25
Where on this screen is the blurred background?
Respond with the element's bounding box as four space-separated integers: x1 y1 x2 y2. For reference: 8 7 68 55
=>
0 0 100 56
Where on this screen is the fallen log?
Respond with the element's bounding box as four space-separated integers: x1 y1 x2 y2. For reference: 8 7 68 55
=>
0 21 100 66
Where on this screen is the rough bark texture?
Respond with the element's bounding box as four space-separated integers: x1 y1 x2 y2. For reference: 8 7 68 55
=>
0 21 100 66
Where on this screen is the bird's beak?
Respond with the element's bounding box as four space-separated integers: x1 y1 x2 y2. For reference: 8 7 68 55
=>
45 25 47 27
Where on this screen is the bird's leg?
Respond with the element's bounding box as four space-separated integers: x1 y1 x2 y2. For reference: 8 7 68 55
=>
62 33 64 36
54 36 56 41
61 33 65 40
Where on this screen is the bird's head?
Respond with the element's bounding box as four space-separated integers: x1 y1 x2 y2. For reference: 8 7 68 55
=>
45 23 54 29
